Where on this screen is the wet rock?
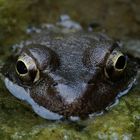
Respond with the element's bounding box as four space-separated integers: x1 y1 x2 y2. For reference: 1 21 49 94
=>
123 39 140 59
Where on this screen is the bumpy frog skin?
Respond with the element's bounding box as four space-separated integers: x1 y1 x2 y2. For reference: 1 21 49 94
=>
1 17 137 120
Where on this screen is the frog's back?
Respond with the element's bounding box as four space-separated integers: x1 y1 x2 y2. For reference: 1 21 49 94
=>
29 30 113 83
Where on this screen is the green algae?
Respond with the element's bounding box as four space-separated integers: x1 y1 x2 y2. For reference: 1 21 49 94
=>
84 89 140 140
0 0 140 139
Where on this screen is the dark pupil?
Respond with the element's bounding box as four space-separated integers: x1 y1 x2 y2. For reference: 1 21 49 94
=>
16 61 28 74
115 55 126 69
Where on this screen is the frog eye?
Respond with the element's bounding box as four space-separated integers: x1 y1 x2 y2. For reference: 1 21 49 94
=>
105 49 127 79
15 53 40 83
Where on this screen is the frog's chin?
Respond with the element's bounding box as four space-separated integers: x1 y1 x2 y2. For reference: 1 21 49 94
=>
4 77 63 120
4 77 136 120
105 78 136 111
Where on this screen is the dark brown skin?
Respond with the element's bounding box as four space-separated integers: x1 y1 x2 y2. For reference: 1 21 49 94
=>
2 29 137 119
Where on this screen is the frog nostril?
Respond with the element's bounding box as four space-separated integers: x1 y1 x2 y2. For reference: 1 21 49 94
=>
115 55 127 70
16 61 28 74
52 82 58 87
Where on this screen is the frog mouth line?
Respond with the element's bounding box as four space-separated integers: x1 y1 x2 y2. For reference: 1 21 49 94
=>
4 76 136 120
106 78 136 110
4 77 63 120
88 78 136 118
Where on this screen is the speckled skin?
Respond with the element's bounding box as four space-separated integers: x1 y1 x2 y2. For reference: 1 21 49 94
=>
2 29 137 119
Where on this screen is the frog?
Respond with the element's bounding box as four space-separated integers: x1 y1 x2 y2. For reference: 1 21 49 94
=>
1 15 138 120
